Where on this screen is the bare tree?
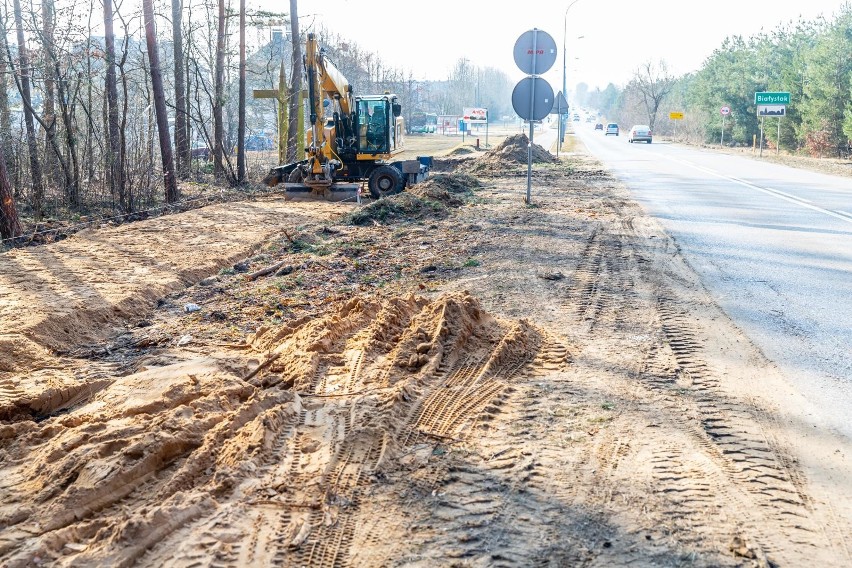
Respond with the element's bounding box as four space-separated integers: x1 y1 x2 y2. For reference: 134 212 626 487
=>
213 0 226 179
37 0 80 207
142 0 178 203
632 59 675 131
11 0 44 220
172 0 189 178
0 27 15 190
41 0 60 187
286 0 302 163
104 0 125 209
52 52 81 207
237 0 246 182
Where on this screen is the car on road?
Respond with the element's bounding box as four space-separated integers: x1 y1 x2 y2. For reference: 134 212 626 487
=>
594 123 604 131
190 141 210 161
605 123 619 136
628 125 653 143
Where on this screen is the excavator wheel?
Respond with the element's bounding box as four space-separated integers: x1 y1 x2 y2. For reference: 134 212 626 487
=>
368 165 403 199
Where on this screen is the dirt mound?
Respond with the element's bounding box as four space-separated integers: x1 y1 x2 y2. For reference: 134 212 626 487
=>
0 334 55 373
406 173 481 206
429 155 477 173
462 133 558 175
447 145 476 156
0 291 547 566
345 192 445 225
0 200 343 363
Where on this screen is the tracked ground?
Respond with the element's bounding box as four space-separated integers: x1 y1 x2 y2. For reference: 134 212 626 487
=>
1 139 850 567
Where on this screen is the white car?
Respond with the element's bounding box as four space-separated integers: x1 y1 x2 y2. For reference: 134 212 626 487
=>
628 125 652 143
605 123 619 136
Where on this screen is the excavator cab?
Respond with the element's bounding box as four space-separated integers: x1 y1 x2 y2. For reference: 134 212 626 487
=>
357 96 403 155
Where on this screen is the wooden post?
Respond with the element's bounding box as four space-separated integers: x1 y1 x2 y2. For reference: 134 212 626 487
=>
253 62 288 164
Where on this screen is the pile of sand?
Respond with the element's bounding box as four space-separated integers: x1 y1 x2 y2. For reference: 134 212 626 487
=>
463 133 558 175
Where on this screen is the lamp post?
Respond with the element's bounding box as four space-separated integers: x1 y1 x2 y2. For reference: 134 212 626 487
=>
560 0 582 152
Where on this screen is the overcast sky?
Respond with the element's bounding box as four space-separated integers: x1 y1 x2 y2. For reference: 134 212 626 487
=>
259 0 849 93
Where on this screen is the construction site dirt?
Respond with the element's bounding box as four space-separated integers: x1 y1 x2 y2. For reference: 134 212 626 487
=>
1 130 850 567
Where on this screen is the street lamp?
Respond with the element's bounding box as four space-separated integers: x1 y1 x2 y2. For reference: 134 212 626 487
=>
560 0 583 152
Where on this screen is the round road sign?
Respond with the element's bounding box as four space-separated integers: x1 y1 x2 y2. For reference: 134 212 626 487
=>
513 29 557 75
721 106 731 116
511 77 554 121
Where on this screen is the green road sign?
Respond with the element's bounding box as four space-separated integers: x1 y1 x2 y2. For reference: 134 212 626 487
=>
755 92 790 105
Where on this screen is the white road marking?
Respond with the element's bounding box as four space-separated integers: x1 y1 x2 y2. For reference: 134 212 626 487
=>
659 154 852 225
760 187 813 203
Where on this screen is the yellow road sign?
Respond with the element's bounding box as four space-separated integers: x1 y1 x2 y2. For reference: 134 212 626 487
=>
669 112 684 120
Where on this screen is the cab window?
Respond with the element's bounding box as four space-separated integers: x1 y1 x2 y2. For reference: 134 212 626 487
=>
358 100 388 153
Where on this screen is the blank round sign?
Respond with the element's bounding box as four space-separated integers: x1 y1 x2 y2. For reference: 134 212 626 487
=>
512 77 555 121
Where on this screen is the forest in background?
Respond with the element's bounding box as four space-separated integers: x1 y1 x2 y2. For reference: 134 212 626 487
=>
580 2 852 155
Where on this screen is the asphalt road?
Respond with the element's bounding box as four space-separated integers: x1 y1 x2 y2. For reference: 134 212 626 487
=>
574 121 852 439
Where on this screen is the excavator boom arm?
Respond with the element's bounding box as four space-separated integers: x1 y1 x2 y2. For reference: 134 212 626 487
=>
305 33 353 142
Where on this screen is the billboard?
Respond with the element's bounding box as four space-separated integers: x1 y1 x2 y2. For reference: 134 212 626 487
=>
463 107 488 123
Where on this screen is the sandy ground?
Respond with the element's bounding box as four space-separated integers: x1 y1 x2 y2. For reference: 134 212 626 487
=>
1 132 851 567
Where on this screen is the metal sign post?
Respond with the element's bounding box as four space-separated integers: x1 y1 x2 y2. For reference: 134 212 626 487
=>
755 93 790 157
720 106 730 146
777 116 781 155
512 28 556 206
527 31 537 205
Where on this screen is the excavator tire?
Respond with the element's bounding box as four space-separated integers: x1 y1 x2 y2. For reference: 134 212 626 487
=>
368 165 403 199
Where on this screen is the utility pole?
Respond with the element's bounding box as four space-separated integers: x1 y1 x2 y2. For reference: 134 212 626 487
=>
561 0 582 151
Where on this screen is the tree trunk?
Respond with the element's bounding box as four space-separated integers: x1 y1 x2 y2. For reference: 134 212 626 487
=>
142 0 179 203
213 0 226 179
0 145 21 239
118 33 131 209
237 0 246 183
55 65 80 207
171 0 189 178
12 0 44 220
287 0 303 163
0 31 15 191
41 0 61 189
84 0 95 184
103 0 125 210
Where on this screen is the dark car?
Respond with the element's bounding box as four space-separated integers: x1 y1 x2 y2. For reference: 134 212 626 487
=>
594 123 604 131
190 142 210 161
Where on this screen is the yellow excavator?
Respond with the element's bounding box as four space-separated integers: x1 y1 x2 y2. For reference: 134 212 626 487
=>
263 33 432 201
